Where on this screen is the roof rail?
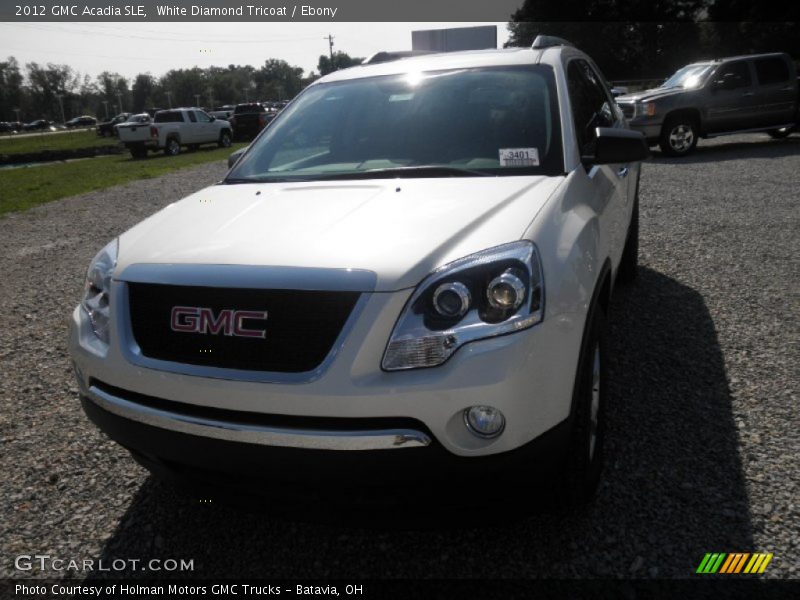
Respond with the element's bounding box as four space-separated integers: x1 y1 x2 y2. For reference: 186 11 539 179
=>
362 50 437 65
531 35 574 50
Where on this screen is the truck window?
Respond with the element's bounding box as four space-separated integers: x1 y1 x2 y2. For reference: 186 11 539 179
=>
715 61 752 89
154 111 185 123
754 57 790 85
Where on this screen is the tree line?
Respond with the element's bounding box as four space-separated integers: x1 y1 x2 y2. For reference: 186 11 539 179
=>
507 1 798 81
0 51 363 123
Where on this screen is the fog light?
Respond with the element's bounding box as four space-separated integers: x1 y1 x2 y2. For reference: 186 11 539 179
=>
464 406 505 438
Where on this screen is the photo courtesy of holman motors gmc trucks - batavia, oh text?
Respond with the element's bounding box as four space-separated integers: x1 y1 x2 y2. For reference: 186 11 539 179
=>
69 36 649 507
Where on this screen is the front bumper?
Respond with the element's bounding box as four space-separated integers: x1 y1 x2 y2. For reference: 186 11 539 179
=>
69 279 584 462
80 388 571 494
626 119 662 143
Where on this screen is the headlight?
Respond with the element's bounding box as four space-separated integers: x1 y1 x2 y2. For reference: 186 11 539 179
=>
81 238 118 344
382 241 544 371
636 102 656 117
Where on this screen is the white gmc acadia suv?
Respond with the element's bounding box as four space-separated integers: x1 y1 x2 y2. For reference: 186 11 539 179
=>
69 37 648 506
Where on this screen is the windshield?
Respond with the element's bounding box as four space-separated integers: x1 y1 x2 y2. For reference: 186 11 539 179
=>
227 66 563 182
662 64 713 89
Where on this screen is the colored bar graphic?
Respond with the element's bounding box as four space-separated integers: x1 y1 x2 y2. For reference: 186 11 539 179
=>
758 554 773 573
696 553 713 574
699 552 773 574
719 554 736 574
733 553 750 573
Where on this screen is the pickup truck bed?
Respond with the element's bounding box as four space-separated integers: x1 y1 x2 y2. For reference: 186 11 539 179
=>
118 108 232 158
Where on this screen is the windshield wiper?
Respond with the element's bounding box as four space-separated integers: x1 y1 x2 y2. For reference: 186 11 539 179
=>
311 165 494 180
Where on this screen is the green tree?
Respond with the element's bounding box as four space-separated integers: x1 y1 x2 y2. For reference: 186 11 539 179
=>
255 59 304 101
26 62 79 121
0 56 24 121
132 73 158 112
317 52 364 76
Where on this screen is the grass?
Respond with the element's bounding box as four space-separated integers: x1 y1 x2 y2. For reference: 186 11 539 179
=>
0 129 120 155
0 142 247 216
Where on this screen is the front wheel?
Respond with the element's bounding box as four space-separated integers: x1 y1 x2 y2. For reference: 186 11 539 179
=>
559 304 607 506
659 116 698 157
164 138 181 156
218 130 232 148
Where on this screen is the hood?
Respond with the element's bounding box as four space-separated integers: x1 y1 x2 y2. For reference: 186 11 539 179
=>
617 86 689 103
116 176 562 292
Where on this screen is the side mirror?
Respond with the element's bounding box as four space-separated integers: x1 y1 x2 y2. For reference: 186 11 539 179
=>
228 147 247 168
209 116 216 121
583 128 650 165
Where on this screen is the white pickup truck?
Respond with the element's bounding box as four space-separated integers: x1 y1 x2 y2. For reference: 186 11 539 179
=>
118 107 233 158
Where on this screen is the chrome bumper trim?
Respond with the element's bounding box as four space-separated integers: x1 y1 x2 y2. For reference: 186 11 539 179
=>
86 385 431 451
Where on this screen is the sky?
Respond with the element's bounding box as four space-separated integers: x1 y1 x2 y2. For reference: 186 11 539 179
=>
0 22 511 79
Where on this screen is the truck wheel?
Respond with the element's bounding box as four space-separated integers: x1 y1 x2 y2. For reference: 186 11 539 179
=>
218 130 232 148
164 138 181 156
767 126 793 139
616 184 639 284
659 115 698 157
559 302 607 507
129 145 147 159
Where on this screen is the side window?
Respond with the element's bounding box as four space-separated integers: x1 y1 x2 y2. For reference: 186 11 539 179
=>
754 57 790 85
187 111 197 123
715 61 752 90
196 111 212 123
567 60 616 156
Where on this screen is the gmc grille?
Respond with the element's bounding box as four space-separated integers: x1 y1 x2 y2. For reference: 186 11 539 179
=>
128 283 360 373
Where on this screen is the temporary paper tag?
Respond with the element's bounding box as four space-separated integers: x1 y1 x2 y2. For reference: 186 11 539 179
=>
499 148 540 167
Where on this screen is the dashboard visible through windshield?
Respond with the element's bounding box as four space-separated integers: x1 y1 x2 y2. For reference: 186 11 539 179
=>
227 65 564 182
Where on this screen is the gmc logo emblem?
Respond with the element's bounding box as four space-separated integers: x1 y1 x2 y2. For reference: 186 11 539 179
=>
170 306 268 338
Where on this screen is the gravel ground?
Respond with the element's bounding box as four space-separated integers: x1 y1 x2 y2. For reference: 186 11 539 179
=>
1 134 798 581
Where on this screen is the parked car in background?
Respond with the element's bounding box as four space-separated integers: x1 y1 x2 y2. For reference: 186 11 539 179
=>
65 115 98 129
229 102 273 140
616 52 799 156
211 105 235 121
114 113 152 138
0 122 14 133
117 107 233 158
96 113 132 137
23 119 53 131
70 36 649 506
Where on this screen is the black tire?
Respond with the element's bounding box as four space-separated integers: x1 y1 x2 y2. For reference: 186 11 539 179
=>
616 183 639 284
659 115 699 157
560 303 607 507
129 144 147 159
218 130 232 148
767 126 794 140
164 137 181 156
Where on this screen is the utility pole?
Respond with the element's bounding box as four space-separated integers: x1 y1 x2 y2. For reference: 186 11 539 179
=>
166 91 172 108
56 94 66 124
194 94 201 108
102 101 109 119
325 34 335 63
116 91 123 113
13 108 21 123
